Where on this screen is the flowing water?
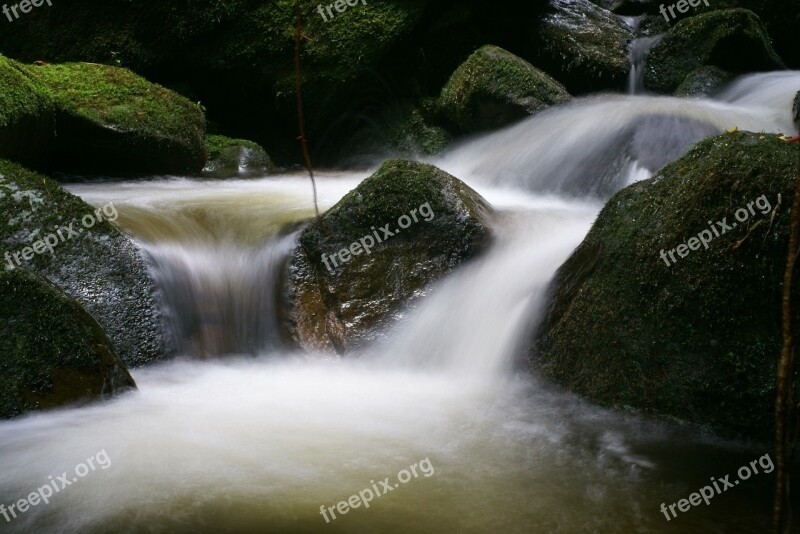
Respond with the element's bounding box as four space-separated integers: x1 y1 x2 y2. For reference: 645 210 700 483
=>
1 72 799 533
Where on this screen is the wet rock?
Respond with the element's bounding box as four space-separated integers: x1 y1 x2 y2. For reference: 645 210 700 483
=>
26 62 206 177
0 54 55 170
439 45 571 133
0 160 170 367
793 91 800 132
533 0 635 93
531 131 798 440
0 268 136 420
645 9 784 94
202 135 274 178
286 159 493 353
675 66 734 97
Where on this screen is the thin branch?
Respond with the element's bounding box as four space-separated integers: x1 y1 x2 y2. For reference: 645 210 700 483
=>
294 0 320 219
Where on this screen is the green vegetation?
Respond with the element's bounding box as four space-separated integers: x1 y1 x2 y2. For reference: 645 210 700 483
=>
675 66 734 97
204 134 274 177
439 45 570 133
533 132 798 439
0 55 53 129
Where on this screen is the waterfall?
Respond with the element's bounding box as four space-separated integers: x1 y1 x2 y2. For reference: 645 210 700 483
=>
621 15 663 95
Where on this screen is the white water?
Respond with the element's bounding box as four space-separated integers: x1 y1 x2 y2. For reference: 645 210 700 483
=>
1 72 799 533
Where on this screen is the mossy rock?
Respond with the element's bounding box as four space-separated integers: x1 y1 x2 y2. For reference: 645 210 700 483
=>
439 45 570 133
202 135 275 178
0 160 170 366
532 131 799 440
286 159 493 353
644 9 784 94
25 62 206 176
675 66 734 97
533 0 635 93
0 55 55 169
0 268 136 420
387 108 452 156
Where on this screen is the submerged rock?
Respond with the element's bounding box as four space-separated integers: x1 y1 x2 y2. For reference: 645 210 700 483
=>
286 160 493 353
202 135 274 178
675 66 734 97
0 160 170 367
645 9 784 94
533 0 635 93
439 45 570 133
0 54 55 170
532 131 798 440
0 268 136 420
25 62 206 176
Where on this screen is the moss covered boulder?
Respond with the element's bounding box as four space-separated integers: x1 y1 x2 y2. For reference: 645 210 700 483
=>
387 109 452 157
0 160 170 367
0 55 55 170
26 62 206 176
675 66 734 97
286 160 493 353
439 45 570 133
202 135 274 178
531 132 799 440
533 0 635 93
0 268 136 419
645 9 784 94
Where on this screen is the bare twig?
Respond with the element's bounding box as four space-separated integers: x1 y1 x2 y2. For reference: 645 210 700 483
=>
294 0 320 219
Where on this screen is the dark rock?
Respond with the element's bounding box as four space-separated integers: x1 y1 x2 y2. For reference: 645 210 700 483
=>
286 159 493 353
675 66 734 97
645 9 784 94
533 0 635 93
0 160 170 367
0 268 136 420
202 135 274 178
531 131 798 440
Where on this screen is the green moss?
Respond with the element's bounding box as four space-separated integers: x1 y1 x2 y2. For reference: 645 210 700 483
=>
533 132 799 439
0 55 53 129
0 268 135 419
388 110 452 156
26 62 205 150
645 9 784 93
439 45 570 133
203 134 274 177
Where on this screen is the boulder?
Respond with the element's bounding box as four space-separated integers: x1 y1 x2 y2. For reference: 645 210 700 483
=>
26 62 206 176
439 45 571 133
675 66 734 97
0 160 170 367
0 54 55 170
388 108 453 157
645 9 784 94
793 91 800 132
0 268 136 419
531 131 798 440
286 159 493 353
533 0 635 93
202 135 275 178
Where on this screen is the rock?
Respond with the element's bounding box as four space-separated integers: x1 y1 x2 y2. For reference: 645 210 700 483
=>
645 9 784 94
0 268 136 420
0 54 55 170
531 131 798 440
439 45 571 133
387 109 453 156
202 135 275 178
793 91 800 132
675 66 734 97
0 160 170 367
533 0 635 93
25 62 206 176
286 159 493 353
